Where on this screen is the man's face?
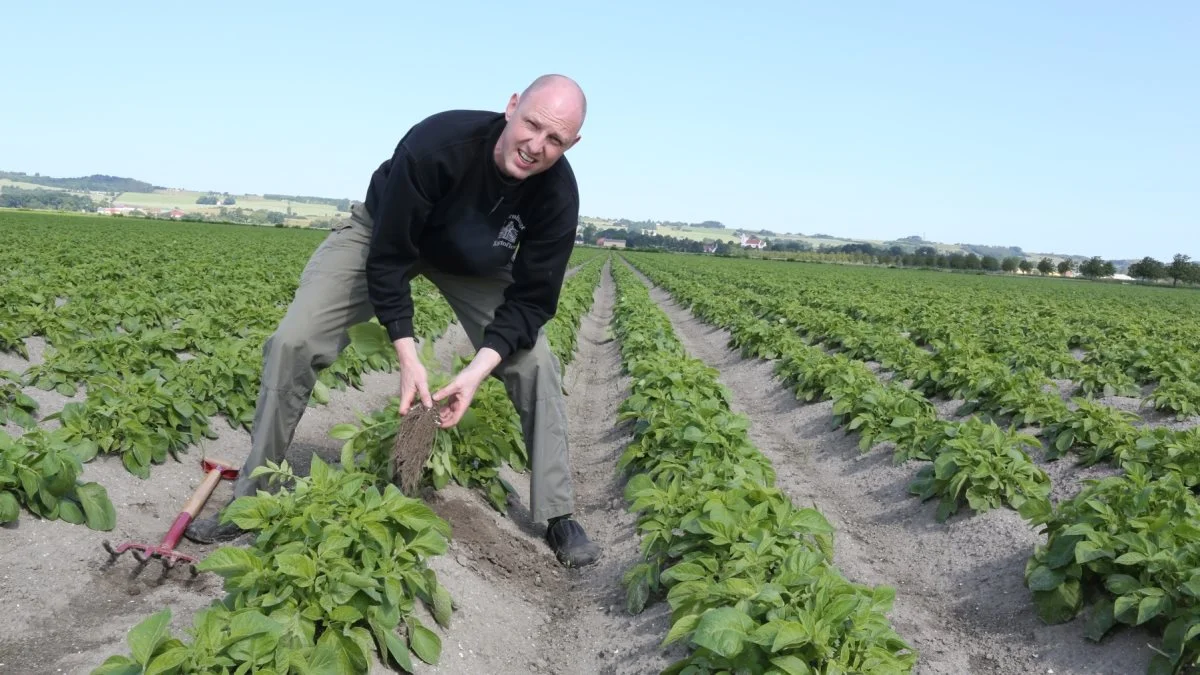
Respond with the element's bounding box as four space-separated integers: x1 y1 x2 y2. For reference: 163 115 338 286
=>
494 91 582 180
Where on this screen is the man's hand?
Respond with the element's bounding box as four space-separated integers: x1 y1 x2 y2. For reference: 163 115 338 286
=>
394 338 432 415
433 348 503 428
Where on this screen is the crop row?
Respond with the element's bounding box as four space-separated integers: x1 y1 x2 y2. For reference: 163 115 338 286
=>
90 252 608 673
623 254 1054 523
630 253 1200 498
608 260 917 673
623 252 1200 674
664 256 1200 419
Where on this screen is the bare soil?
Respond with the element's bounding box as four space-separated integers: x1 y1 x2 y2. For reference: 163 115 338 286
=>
626 261 1157 675
0 262 681 674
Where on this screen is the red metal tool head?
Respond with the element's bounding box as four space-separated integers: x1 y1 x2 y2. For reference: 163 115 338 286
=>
202 457 239 479
102 540 201 575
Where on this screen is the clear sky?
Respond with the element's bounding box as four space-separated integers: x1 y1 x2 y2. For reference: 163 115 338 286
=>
3 1 1195 260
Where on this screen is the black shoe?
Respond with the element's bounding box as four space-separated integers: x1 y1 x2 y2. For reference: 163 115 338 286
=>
183 514 245 544
545 516 600 568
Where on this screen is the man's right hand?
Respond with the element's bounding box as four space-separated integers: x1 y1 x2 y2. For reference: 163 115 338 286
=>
394 338 432 414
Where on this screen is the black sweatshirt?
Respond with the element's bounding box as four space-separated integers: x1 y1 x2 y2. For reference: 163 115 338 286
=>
362 109 579 361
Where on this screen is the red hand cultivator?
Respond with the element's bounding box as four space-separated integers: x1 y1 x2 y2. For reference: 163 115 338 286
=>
102 457 239 575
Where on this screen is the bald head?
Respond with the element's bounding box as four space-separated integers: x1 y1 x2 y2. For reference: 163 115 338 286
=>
520 74 587 126
493 74 586 180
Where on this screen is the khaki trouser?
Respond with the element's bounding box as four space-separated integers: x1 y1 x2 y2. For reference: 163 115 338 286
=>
231 203 574 523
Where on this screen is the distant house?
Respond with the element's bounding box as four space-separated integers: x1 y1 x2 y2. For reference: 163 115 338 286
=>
703 242 718 254
597 238 626 249
739 233 768 249
168 209 185 219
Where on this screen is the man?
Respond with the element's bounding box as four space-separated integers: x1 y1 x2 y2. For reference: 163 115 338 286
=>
185 74 601 568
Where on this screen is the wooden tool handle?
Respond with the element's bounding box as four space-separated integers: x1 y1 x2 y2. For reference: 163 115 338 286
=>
182 468 223 518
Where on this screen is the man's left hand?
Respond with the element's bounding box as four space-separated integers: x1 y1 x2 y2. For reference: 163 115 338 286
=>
432 348 502 428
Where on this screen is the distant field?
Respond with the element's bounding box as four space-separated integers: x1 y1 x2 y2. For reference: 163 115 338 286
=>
654 225 971 254
113 190 343 219
656 225 739 243
0 179 58 191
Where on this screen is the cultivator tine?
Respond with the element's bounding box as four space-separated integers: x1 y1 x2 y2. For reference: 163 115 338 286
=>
101 540 123 559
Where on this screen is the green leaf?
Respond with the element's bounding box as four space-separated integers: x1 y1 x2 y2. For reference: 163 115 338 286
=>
0 491 19 524
347 322 392 358
662 561 710 582
91 655 142 675
691 606 755 659
1083 598 1115 642
58 499 85 525
770 621 811 652
1113 552 1147 565
663 614 701 647
76 482 116 531
145 646 190 675
771 655 814 675
1034 579 1081 624
1113 594 1139 622
128 608 172 666
71 440 100 463
626 568 651 615
196 547 259 577
1074 541 1111 564
329 423 358 441
274 553 316 581
408 617 441 665
791 508 833 535
1105 574 1141 595
1027 565 1065 592
308 639 352 675
383 631 415 672
1137 594 1169 626
311 380 330 405
431 583 453 628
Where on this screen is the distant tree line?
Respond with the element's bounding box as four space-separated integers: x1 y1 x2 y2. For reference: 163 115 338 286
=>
0 186 95 210
590 226 711 253
211 207 287 225
0 171 156 193
196 193 236 205
1127 254 1200 287
764 240 814 253
263 194 352 212
961 243 1027 259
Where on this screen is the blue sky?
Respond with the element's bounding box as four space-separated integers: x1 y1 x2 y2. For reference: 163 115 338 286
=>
3 1 1195 260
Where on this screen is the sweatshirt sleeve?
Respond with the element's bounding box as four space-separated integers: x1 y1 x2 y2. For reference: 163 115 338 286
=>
365 141 436 342
481 191 578 361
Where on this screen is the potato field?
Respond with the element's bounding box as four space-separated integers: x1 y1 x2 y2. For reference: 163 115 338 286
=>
1 210 1198 674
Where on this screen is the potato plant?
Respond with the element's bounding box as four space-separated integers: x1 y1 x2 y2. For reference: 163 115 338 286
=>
610 261 917 674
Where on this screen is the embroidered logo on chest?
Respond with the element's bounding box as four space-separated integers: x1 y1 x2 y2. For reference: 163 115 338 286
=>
493 214 525 250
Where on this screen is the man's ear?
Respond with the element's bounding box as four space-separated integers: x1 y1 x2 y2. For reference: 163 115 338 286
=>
567 134 582 151
504 93 519 120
